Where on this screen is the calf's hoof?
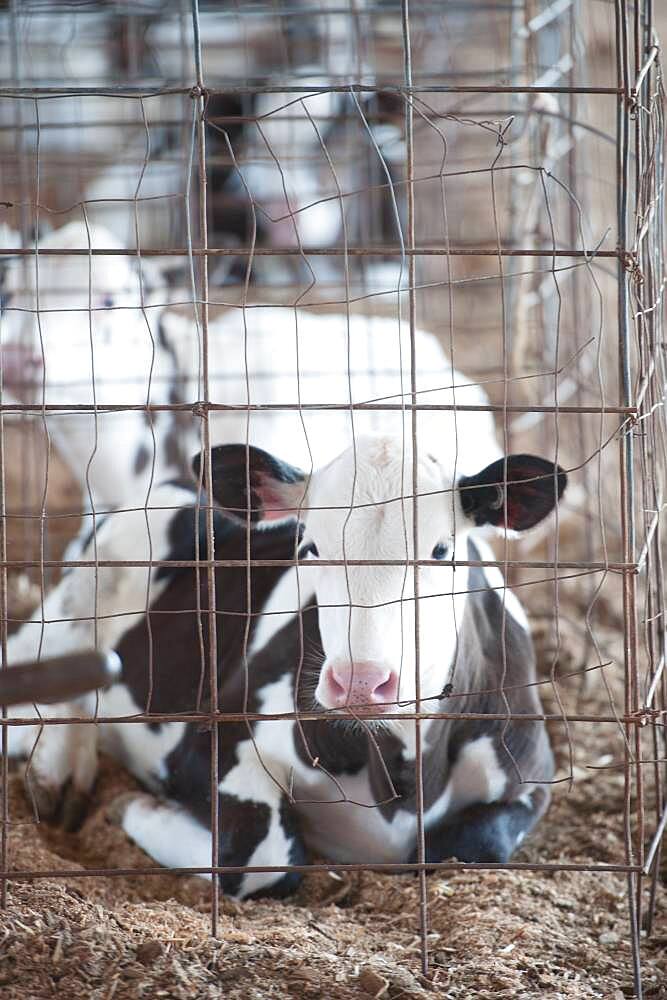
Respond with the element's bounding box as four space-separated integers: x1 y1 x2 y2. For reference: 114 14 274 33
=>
61 781 93 832
24 771 62 822
23 767 94 831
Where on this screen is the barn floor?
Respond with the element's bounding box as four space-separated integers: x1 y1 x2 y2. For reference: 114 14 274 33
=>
1 607 665 1000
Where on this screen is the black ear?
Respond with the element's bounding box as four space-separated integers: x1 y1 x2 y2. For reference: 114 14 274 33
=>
458 455 567 532
192 445 307 522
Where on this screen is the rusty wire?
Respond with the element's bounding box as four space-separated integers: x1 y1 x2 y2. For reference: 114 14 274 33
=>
0 1 664 997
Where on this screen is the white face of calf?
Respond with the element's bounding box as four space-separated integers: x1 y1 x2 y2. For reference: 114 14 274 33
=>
303 439 464 712
1 221 164 407
203 436 566 719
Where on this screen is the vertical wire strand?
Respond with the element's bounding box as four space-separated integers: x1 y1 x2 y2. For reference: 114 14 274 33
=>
190 0 220 938
400 0 429 978
0 245 9 913
22 97 52 821
643 0 667 933
0 0 23 910
632 0 646 935
568 0 597 698
132 98 159 718
616 1 644 995
8 0 37 578
185 102 209 720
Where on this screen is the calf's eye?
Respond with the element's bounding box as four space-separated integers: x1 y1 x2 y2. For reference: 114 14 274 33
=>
431 542 449 560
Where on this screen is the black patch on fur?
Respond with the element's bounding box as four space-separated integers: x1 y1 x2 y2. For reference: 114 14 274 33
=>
155 500 236 583
78 514 109 557
218 792 272 897
133 443 150 476
193 444 306 522
412 794 545 865
459 454 566 531
156 317 170 351
117 504 300 719
242 797 306 900
164 719 304 899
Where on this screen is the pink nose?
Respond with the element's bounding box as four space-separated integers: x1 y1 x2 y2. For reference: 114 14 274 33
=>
319 661 399 712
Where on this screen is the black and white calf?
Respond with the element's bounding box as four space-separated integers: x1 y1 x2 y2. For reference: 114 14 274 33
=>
1 250 496 513
0 221 193 513
6 434 564 898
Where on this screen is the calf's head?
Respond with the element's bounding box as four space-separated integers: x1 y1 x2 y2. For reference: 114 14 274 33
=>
0 222 157 403
196 437 566 719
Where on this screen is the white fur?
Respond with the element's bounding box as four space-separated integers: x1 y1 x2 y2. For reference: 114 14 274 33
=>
1 222 187 510
98 685 185 793
246 565 314 660
5 482 195 790
121 796 213 876
289 735 509 864
218 674 300 897
297 769 417 864
236 672 418 864
235 78 344 251
84 159 186 248
238 677 510 866
423 735 508 831
7 481 192 663
160 306 500 474
303 436 490 719
469 537 530 632
19 709 98 811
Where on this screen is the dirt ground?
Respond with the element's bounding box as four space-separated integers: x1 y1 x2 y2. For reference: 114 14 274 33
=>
0 597 665 1000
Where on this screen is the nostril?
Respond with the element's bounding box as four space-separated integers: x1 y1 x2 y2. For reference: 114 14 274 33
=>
328 670 347 701
373 672 398 704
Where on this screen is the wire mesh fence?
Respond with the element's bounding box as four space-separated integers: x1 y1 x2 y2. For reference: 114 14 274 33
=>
0 1 665 997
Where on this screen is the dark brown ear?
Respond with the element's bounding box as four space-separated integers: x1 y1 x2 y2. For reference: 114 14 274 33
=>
458 455 567 532
192 445 307 522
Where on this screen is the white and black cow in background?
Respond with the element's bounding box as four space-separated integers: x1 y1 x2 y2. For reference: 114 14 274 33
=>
159 305 500 474
5 426 564 898
1 231 500 512
0 220 191 513
1 220 493 500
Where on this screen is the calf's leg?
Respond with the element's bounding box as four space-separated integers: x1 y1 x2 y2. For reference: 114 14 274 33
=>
22 710 98 830
417 787 550 865
112 787 305 899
